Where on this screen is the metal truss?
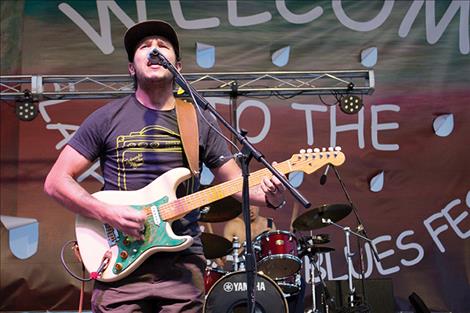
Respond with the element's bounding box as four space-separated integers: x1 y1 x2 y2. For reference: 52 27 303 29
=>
0 70 374 101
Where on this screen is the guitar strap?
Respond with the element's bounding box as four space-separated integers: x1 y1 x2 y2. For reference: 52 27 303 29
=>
175 98 200 177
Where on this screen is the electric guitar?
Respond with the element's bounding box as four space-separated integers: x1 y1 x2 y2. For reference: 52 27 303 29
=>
75 147 345 282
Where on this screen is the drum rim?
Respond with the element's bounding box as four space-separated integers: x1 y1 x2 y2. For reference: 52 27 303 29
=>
254 229 297 241
205 267 227 274
202 270 288 313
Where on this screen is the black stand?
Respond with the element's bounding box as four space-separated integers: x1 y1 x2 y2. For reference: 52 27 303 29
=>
329 165 380 312
150 49 311 312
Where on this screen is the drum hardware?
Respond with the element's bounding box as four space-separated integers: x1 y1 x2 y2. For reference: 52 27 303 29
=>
322 218 376 313
300 231 335 313
275 272 302 296
232 236 241 271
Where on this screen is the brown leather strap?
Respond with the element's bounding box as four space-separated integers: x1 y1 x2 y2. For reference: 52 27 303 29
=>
175 98 200 176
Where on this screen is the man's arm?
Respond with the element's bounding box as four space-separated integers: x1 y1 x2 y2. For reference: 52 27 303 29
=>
44 145 145 238
211 159 287 208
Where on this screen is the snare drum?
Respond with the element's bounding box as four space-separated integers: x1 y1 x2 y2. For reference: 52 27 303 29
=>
203 267 226 293
275 272 302 296
254 230 301 279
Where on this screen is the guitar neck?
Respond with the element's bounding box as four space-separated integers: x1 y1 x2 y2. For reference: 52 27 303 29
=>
159 160 292 221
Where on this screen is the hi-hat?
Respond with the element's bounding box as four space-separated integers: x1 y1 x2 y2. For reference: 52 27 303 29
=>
199 196 242 223
201 232 232 259
292 203 352 231
299 246 335 258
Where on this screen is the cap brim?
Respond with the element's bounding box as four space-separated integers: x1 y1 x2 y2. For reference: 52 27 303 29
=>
124 20 180 62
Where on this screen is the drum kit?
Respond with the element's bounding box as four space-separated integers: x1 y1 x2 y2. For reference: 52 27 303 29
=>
200 200 353 313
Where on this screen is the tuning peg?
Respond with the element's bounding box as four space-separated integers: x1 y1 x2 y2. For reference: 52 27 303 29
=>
334 146 342 151
314 148 320 153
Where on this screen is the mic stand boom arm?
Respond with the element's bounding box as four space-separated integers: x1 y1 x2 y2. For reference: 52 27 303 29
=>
150 49 311 312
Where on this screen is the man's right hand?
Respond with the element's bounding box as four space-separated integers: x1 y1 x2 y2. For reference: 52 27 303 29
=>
104 206 147 240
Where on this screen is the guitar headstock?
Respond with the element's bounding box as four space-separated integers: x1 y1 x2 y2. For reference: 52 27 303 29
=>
289 147 345 174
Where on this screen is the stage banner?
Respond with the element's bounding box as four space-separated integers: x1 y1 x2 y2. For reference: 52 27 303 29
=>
1 1 469 312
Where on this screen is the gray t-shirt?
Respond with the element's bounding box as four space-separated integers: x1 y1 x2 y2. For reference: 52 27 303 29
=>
68 94 232 254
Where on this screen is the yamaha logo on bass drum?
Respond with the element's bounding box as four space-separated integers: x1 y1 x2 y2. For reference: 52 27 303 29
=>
223 281 267 292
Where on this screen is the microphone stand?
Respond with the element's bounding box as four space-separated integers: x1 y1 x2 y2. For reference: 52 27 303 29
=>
329 165 380 312
150 49 311 312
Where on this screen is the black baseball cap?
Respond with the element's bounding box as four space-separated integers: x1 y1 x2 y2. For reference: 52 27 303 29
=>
124 20 180 62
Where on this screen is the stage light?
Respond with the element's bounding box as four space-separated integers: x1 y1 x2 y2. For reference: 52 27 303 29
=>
339 94 363 114
338 82 364 115
16 90 38 121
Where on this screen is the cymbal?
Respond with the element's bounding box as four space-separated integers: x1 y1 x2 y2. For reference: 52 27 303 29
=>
201 232 232 259
299 246 335 258
199 196 241 223
292 204 352 231
299 234 330 245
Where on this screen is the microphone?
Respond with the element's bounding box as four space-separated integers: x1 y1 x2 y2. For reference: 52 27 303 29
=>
320 164 331 185
147 48 163 65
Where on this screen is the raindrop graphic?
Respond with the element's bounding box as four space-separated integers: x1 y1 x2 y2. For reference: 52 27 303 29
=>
433 114 454 137
361 47 377 68
272 46 290 67
0 215 39 259
196 42 215 69
288 171 304 188
200 163 214 185
369 171 384 192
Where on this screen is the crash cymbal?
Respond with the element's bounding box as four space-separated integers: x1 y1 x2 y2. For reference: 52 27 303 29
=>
199 196 242 223
292 203 352 231
201 232 232 259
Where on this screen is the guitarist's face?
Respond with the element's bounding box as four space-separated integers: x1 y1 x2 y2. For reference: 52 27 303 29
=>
128 36 182 89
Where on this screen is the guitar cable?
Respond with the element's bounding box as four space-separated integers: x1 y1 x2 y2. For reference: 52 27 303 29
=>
60 240 89 313
60 240 93 282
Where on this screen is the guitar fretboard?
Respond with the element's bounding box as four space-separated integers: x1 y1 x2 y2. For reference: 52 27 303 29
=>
158 160 292 221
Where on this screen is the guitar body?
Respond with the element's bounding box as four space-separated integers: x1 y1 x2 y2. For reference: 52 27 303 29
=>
75 167 194 282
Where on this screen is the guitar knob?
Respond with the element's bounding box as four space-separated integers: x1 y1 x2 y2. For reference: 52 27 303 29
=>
120 251 128 260
114 263 123 271
123 237 131 245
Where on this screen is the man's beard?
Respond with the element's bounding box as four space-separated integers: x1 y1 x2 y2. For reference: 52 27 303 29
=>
134 71 175 91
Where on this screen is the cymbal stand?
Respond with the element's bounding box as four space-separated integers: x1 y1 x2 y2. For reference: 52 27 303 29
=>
306 251 319 313
232 236 240 271
305 234 334 313
322 218 372 312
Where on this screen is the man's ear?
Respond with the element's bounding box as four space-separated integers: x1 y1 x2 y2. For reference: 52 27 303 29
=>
128 63 135 76
176 61 182 72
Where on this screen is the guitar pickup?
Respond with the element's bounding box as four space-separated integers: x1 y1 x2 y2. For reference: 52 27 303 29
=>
151 205 161 226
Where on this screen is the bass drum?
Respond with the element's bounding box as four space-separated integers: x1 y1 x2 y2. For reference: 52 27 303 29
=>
203 271 288 313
